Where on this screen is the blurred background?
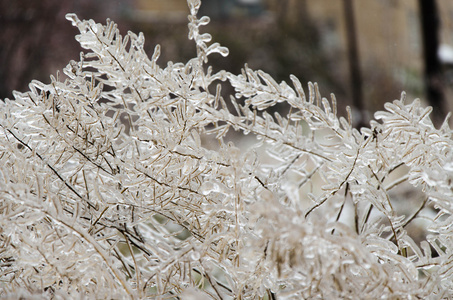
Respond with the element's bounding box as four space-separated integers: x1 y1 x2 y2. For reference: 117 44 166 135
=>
2 0 453 127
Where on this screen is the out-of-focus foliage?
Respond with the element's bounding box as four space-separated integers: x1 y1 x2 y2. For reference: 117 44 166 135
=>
1 0 453 298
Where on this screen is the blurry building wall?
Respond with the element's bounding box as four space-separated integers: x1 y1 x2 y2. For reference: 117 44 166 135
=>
303 1 421 86
134 0 189 22
133 0 265 21
264 0 453 111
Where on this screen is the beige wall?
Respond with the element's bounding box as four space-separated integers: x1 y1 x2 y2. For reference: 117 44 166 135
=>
265 0 453 67
263 0 453 109
291 0 422 77
134 0 189 22
439 1 453 47
136 0 188 11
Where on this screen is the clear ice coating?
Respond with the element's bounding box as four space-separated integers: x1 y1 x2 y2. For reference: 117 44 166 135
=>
1 0 453 299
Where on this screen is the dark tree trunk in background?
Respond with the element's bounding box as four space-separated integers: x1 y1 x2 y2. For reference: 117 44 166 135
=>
418 0 446 126
342 0 366 128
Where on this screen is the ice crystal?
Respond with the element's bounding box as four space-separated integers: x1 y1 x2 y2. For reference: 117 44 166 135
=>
1 1 453 299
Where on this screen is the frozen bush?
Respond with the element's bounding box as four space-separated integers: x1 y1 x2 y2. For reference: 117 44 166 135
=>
1 0 453 298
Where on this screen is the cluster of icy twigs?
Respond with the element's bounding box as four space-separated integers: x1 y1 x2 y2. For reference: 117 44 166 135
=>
1 0 453 298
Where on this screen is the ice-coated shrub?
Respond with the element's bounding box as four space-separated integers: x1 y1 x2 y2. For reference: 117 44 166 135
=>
1 0 453 298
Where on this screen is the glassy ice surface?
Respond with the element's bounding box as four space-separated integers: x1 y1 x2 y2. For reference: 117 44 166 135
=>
1 1 453 298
